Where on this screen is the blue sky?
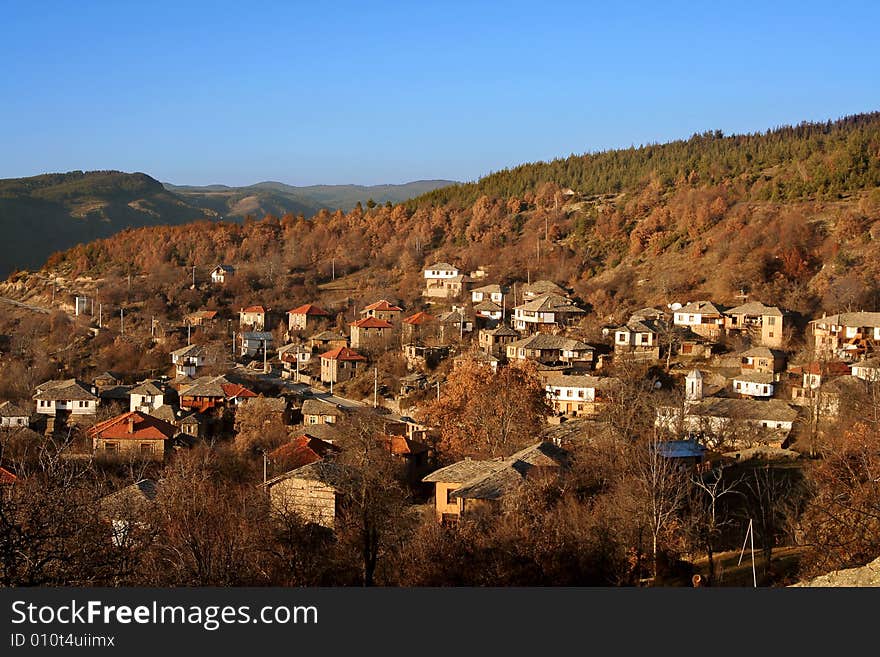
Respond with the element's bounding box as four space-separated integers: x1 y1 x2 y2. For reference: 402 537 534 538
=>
1 1 878 186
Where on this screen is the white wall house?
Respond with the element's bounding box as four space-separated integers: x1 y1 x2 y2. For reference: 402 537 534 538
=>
0 401 30 427
732 373 775 398
129 381 165 414
471 284 504 305
170 344 206 378
34 380 98 416
852 358 880 382
210 264 235 284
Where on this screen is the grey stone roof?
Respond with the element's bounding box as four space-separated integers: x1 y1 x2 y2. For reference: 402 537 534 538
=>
473 300 502 312
0 401 29 418
725 301 785 317
809 312 880 328
689 398 799 423
180 375 229 398
508 333 593 352
301 398 347 417
130 380 165 396
733 372 775 385
34 379 97 402
422 458 505 483
677 300 725 315
171 344 206 359
523 280 567 297
542 373 615 389
516 293 585 314
265 461 359 489
481 325 518 337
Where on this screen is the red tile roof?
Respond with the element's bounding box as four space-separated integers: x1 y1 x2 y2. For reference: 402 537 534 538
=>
363 299 402 312
288 303 331 317
0 466 16 484
791 361 852 377
320 346 367 362
269 434 340 470
221 383 257 400
403 311 436 325
87 411 178 441
241 305 267 314
350 317 394 329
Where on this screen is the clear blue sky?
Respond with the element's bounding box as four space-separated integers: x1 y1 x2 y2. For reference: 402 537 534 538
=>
1 1 878 186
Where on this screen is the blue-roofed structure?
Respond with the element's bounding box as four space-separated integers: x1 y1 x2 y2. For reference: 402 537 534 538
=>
656 439 707 460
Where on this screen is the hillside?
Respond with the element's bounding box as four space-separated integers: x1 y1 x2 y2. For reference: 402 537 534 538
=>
0 171 215 278
10 112 880 331
166 179 457 217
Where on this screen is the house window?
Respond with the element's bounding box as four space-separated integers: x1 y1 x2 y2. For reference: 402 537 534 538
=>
768 317 776 326
446 488 457 505
105 442 119 453
579 390 585 398
140 443 153 454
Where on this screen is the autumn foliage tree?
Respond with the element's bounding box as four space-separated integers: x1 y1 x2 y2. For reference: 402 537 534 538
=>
416 360 551 461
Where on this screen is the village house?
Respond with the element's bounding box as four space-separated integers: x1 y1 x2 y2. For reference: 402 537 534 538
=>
512 293 586 333
309 330 349 352
89 411 178 461
350 316 394 350
732 372 776 398
320 346 368 385
809 312 880 361
170 344 206 377
522 280 567 300
437 308 474 341
178 413 202 439
210 264 235 284
287 303 331 333
235 396 292 431
673 301 726 340
473 299 504 325
423 262 466 299
471 283 506 305
724 301 788 348
506 334 595 368
422 441 570 523
34 379 98 416
269 433 340 473
478 324 519 358
804 375 865 419
98 479 158 547
739 346 787 374
401 311 438 345
239 305 270 331
278 343 313 379
0 466 17 490
93 371 121 388
542 372 616 417
852 357 880 382
788 360 852 406
264 461 357 528
301 398 350 425
360 299 403 323
402 343 449 371
239 331 274 358
179 376 256 413
129 380 168 415
614 318 662 360
0 401 30 428
184 310 218 327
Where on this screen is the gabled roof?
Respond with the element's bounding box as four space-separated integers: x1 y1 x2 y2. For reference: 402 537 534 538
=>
481 325 519 337
222 383 257 401
185 310 218 321
34 379 97 402
424 262 458 271
265 461 358 489
301 398 349 418
422 458 506 483
740 346 785 360
288 303 331 317
515 293 585 314
350 316 394 329
362 299 403 312
455 350 500 365
241 331 274 341
676 300 725 315
789 361 852 377
733 372 775 385
474 300 502 313
523 280 567 297
508 333 593 352
170 344 206 359
809 312 880 328
725 301 785 317
403 311 436 325
129 380 165 397
688 398 799 423
100 479 158 513
241 305 268 314
853 357 880 369
542 373 614 389
472 283 503 295
212 264 235 273
0 400 30 418
269 434 340 470
630 307 668 321
320 346 367 362
180 375 235 398
88 411 177 441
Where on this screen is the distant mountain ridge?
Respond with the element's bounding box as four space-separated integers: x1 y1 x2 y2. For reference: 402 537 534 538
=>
164 179 457 217
0 171 456 278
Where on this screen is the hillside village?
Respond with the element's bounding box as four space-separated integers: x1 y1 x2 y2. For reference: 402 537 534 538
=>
2 244 880 587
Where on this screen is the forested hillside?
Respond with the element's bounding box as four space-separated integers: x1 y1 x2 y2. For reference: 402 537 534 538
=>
29 113 880 332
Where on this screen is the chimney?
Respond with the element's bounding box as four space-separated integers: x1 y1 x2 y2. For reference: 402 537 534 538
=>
128 415 136 434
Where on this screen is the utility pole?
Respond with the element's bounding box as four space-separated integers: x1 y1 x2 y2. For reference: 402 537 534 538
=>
436 379 440 401
373 367 378 407
120 308 124 335
263 338 267 373
232 331 236 359
151 316 155 338
262 450 267 485
332 258 335 281
99 303 102 329
187 323 191 345
192 265 196 288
